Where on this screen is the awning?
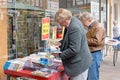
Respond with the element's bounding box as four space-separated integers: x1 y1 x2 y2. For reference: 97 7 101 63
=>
67 7 90 15
0 2 43 11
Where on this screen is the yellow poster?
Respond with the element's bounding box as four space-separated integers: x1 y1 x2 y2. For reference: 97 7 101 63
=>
52 26 57 39
42 17 50 40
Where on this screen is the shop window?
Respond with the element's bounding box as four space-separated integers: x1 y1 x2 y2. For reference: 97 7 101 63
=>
36 0 39 6
31 0 34 6
40 0 42 8
7 0 13 3
7 1 45 59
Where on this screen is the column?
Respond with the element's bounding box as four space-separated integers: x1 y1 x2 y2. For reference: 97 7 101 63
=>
109 0 113 38
0 1 8 80
114 3 119 21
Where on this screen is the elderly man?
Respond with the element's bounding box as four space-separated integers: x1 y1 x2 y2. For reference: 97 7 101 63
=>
52 8 92 80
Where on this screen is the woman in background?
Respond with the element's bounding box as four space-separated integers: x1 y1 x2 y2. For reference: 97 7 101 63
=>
77 12 106 80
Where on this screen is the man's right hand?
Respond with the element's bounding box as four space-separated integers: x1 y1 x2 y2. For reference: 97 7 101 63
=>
54 42 61 47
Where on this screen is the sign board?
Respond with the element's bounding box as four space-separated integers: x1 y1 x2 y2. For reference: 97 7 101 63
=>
42 17 50 40
52 26 57 39
47 0 59 10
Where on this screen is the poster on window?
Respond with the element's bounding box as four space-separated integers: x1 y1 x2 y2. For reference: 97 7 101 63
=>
86 0 90 4
42 17 50 40
91 1 99 21
8 0 13 2
31 0 34 6
52 26 57 39
76 0 84 5
36 0 39 6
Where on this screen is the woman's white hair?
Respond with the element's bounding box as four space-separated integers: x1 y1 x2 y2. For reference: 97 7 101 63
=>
79 12 93 22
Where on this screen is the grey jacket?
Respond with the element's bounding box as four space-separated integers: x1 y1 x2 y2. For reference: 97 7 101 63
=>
59 17 92 77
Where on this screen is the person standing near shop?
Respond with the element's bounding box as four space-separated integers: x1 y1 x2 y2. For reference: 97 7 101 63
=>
52 8 92 80
113 20 120 50
77 12 106 80
113 20 120 38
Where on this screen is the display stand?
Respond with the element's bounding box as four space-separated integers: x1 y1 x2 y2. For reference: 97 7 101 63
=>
105 39 120 66
4 66 68 80
7 9 45 59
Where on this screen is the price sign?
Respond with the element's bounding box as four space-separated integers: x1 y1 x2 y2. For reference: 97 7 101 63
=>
42 17 50 40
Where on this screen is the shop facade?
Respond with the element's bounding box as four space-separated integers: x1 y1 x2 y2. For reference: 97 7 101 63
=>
0 0 120 79
89 0 120 38
0 0 60 79
0 1 7 79
59 0 120 38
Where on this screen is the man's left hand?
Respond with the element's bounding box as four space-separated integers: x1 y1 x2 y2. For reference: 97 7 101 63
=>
51 53 60 57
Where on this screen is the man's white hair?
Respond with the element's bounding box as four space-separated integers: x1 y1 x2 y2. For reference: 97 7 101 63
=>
54 8 72 23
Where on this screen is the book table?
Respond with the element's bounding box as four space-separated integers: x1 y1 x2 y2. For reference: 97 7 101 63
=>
4 68 68 80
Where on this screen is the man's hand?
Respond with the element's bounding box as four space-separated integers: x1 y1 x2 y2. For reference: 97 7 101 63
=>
51 53 60 57
54 42 61 47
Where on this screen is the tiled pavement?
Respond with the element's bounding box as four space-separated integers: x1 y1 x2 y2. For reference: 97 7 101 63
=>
100 51 120 80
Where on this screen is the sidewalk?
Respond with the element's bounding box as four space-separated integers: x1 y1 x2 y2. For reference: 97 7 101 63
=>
100 51 120 80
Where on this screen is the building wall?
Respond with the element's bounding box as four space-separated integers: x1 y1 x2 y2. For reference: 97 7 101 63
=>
113 0 120 26
59 0 67 8
107 0 120 37
46 0 59 10
0 7 8 80
59 0 74 8
118 4 120 26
